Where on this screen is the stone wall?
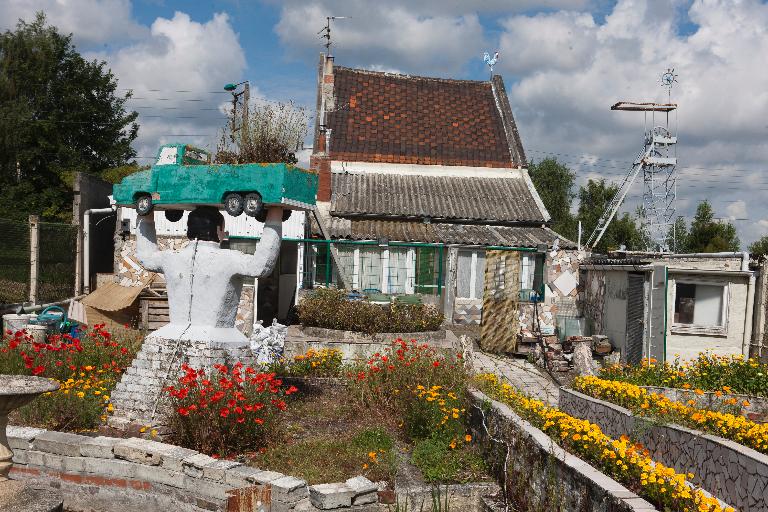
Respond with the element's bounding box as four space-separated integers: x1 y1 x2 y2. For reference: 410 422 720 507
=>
7 427 381 512
467 389 659 512
284 326 458 362
640 385 768 423
559 387 765 511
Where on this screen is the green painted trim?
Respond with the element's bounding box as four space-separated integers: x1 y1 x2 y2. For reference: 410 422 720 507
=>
229 237 539 252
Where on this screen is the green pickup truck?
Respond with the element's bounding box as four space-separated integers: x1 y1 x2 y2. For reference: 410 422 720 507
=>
113 143 318 221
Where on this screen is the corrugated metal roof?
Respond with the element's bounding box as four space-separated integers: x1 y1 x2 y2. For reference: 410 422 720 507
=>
330 173 546 222
313 216 574 248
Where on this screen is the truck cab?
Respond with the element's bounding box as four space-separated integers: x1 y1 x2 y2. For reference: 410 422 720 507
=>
155 144 211 166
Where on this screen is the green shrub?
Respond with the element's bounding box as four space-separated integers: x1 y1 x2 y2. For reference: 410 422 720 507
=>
298 288 443 334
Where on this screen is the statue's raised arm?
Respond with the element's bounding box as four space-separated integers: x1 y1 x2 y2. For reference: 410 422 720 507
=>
135 214 164 272
233 207 283 278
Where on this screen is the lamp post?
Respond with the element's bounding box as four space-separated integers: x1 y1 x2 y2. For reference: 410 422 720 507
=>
224 81 250 144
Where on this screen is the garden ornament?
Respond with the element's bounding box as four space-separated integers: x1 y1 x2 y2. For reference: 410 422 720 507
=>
136 205 283 345
250 319 287 364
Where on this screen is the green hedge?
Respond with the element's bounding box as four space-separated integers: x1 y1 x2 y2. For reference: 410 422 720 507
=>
297 288 443 334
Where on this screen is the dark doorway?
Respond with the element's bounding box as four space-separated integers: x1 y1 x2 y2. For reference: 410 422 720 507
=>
625 272 646 365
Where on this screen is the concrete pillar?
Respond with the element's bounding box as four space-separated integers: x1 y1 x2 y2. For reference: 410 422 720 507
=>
443 247 458 324
28 215 40 304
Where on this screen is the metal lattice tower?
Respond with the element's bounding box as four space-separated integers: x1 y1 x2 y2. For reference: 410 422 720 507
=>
586 69 679 252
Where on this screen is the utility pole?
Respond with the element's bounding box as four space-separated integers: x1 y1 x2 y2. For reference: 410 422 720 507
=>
242 82 250 147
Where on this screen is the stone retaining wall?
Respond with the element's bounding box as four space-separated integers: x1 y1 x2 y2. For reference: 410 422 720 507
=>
559 387 768 511
285 326 457 361
639 385 768 422
7 426 380 512
467 389 659 512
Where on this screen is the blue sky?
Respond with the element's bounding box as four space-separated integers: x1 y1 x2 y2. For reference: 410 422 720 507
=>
1 0 767 246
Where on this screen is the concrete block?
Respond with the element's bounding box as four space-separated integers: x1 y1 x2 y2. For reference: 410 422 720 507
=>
26 450 46 467
182 453 218 478
250 470 284 485
272 475 308 504
32 431 89 457
309 482 355 509
115 437 195 469
202 459 242 482
12 449 28 465
80 436 119 459
135 463 185 488
191 477 234 500
6 426 46 450
83 457 138 479
345 476 377 496
224 465 265 488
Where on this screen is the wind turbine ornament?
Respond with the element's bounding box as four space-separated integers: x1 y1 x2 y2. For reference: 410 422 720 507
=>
483 51 499 77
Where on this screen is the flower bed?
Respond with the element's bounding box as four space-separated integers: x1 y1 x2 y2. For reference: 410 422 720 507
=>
475 373 734 512
600 353 768 397
162 340 488 486
0 325 140 430
574 375 768 455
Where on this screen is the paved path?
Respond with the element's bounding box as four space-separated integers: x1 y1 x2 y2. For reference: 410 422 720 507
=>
471 350 561 406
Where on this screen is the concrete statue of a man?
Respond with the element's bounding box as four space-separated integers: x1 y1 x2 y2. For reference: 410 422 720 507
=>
135 205 283 345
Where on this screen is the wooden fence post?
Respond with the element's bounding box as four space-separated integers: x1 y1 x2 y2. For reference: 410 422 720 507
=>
29 215 40 304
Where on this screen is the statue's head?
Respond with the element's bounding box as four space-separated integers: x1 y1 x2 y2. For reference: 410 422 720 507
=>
187 206 225 242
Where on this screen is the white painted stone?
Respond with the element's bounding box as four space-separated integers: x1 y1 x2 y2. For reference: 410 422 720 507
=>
552 270 578 297
309 483 356 509
80 436 119 459
32 431 89 457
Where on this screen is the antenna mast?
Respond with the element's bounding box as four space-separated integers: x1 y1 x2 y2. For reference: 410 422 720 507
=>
319 16 349 57
586 69 679 252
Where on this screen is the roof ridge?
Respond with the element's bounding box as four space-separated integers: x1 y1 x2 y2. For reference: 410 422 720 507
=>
334 65 492 86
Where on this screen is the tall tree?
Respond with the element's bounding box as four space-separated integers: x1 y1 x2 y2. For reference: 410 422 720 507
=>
666 216 689 253
749 236 768 259
528 158 576 239
0 13 138 221
686 200 740 252
576 179 647 254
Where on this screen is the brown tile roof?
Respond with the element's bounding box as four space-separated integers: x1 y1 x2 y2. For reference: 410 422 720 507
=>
330 173 547 223
327 67 525 168
311 216 573 248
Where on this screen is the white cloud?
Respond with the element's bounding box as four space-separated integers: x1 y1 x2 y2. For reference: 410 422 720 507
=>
0 0 146 45
96 11 247 158
274 2 486 75
726 200 747 220
497 0 768 247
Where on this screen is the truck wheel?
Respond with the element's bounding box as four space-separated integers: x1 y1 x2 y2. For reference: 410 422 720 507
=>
243 193 263 218
165 209 183 222
224 193 244 216
135 194 153 216
282 209 292 222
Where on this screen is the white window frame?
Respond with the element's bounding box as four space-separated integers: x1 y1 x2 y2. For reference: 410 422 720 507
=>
670 276 730 336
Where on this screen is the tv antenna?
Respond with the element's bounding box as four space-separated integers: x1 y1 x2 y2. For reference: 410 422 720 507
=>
483 51 499 78
319 16 349 57
586 69 680 252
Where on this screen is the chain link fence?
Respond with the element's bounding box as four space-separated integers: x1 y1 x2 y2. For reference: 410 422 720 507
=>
0 218 30 304
0 217 78 306
38 221 78 304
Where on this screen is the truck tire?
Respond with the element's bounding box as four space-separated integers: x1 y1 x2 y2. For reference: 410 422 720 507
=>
165 209 183 222
224 193 244 216
243 193 263 218
135 194 153 216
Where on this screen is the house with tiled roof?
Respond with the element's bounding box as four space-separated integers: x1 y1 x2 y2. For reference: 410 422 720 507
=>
307 54 583 339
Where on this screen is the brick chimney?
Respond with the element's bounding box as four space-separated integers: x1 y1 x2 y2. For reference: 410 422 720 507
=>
312 53 335 202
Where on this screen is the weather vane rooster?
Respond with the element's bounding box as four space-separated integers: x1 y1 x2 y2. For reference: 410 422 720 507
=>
483 51 499 77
